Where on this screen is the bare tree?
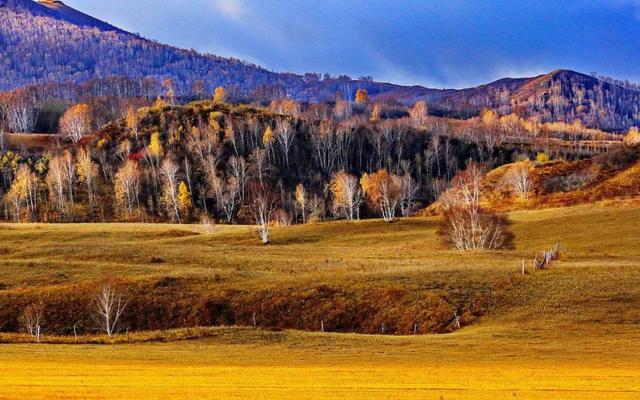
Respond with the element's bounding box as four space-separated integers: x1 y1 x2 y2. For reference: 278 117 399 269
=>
228 156 249 202
0 90 37 133
20 302 44 343
249 148 270 185
46 156 69 216
439 163 510 251
398 173 418 217
295 183 308 224
213 175 240 223
114 160 141 219
274 119 296 168
160 158 181 223
249 183 277 244
77 148 99 217
94 284 127 337
308 120 338 176
503 163 533 199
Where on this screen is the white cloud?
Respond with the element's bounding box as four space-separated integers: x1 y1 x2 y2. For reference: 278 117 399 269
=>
211 0 245 21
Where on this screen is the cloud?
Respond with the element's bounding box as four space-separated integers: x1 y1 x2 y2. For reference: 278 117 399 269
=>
211 0 245 21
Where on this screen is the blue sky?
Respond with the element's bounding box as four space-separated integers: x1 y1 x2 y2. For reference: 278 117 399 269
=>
65 0 640 88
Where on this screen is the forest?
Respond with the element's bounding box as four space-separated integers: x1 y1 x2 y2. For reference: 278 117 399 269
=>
0 82 633 240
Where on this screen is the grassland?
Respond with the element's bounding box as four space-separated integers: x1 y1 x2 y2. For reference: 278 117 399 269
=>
0 204 639 399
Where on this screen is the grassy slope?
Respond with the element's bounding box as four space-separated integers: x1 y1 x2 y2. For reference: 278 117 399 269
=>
0 205 638 398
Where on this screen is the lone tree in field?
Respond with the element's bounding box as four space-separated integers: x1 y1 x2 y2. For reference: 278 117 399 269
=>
59 104 92 143
249 182 277 244
19 301 44 343
439 163 512 251
94 284 127 337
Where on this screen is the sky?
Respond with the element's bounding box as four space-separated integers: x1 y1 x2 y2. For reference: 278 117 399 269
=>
64 0 640 89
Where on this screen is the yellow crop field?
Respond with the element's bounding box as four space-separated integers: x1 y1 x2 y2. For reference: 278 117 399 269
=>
0 204 639 399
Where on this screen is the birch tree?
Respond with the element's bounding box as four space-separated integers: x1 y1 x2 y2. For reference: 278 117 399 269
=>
94 284 127 337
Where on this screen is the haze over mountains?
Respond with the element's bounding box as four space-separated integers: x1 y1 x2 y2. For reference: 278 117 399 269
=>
1 0 640 130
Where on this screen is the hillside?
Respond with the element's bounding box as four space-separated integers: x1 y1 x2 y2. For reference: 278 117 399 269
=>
482 145 640 211
0 205 638 398
0 0 408 101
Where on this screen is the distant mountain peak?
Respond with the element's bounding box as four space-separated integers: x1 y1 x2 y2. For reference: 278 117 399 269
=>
0 0 123 32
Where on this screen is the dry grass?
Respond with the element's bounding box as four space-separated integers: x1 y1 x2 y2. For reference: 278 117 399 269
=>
0 204 638 398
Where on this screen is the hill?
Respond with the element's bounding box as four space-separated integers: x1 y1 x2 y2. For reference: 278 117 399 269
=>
0 204 638 398
482 145 640 211
0 0 406 101
382 69 640 130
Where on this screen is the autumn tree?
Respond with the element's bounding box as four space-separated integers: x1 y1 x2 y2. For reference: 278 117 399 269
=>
19 301 45 343
274 119 296 168
46 155 70 217
439 163 512 251
59 104 92 143
295 183 308 224
125 106 139 139
144 131 163 194
624 127 640 145
212 175 240 223
361 169 401 222
76 148 99 218
355 89 369 105
330 171 361 220
6 163 38 221
308 120 338 176
160 158 181 223
503 162 532 200
249 182 277 244
162 78 175 105
0 90 38 133
214 86 229 103
114 160 141 220
398 172 418 217
178 181 192 218
409 101 428 127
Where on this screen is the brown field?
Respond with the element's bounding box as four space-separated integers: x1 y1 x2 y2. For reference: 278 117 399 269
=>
0 204 638 399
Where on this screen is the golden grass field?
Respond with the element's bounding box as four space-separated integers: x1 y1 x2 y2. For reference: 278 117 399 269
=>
0 204 639 399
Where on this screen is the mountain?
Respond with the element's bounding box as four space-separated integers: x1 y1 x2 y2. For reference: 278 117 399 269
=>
1 1 640 130
378 69 640 131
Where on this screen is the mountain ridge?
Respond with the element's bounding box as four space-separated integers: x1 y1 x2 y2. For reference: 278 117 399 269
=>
1 1 639 130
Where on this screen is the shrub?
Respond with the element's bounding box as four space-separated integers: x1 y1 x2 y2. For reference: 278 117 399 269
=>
536 152 550 163
438 163 513 251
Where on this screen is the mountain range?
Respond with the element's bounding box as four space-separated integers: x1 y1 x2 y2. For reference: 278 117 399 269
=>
1 0 639 130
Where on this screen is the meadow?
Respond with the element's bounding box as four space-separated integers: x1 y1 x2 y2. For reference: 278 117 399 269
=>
0 204 638 399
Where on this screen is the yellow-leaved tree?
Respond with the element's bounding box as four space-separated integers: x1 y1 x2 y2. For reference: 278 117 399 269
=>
624 127 640 145
178 181 192 218
214 87 229 103
355 89 369 105
361 169 401 223
262 126 274 146
330 171 361 220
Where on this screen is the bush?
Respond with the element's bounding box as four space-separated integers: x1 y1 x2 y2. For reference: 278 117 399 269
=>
536 152 550 163
438 163 514 251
